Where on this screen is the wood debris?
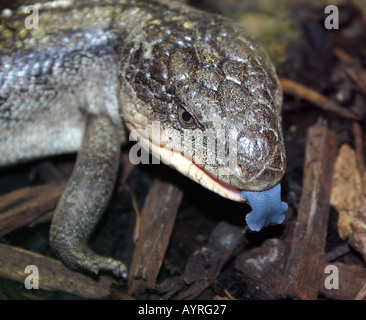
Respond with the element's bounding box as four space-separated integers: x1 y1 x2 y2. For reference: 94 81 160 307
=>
318 263 366 300
330 123 366 262
280 77 362 120
330 144 362 239
279 119 338 299
334 48 366 97
1 0 366 301
0 243 115 299
158 222 245 300
0 182 66 237
128 178 184 295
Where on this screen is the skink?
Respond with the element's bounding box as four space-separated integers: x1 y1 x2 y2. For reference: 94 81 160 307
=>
0 0 287 278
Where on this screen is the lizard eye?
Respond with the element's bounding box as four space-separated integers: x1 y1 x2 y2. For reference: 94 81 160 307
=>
178 105 197 129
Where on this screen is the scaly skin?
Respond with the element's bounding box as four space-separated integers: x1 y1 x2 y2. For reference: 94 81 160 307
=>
0 0 286 277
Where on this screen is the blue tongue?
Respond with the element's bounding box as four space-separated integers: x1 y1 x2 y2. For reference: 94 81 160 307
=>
241 183 288 232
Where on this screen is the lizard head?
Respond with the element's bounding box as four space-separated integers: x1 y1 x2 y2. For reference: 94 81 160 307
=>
119 11 286 202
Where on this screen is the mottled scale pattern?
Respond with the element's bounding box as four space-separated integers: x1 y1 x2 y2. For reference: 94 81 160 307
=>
118 0 286 190
1 0 286 191
0 0 128 165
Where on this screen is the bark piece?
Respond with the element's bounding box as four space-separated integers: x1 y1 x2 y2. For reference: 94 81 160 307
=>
0 182 66 237
319 263 366 300
330 144 362 239
348 123 366 262
330 123 366 262
279 118 338 299
128 179 183 295
0 243 114 299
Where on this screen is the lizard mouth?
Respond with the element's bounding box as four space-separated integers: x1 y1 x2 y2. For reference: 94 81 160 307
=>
130 130 242 202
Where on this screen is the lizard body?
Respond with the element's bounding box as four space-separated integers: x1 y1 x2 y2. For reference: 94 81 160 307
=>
0 0 286 277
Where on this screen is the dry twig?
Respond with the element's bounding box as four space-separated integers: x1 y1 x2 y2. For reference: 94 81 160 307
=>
280 77 362 120
334 48 366 97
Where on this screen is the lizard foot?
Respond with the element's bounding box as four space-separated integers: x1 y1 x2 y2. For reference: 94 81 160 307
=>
50 235 128 279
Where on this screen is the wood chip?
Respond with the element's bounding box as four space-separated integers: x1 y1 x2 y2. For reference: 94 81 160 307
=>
279 118 338 300
348 123 366 262
330 123 366 262
330 144 362 239
0 182 67 237
318 263 366 300
0 243 115 299
128 178 184 295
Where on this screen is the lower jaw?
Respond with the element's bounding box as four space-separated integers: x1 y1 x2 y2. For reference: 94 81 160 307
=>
131 131 243 202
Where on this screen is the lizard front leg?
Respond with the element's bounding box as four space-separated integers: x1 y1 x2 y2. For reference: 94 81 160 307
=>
50 114 127 278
